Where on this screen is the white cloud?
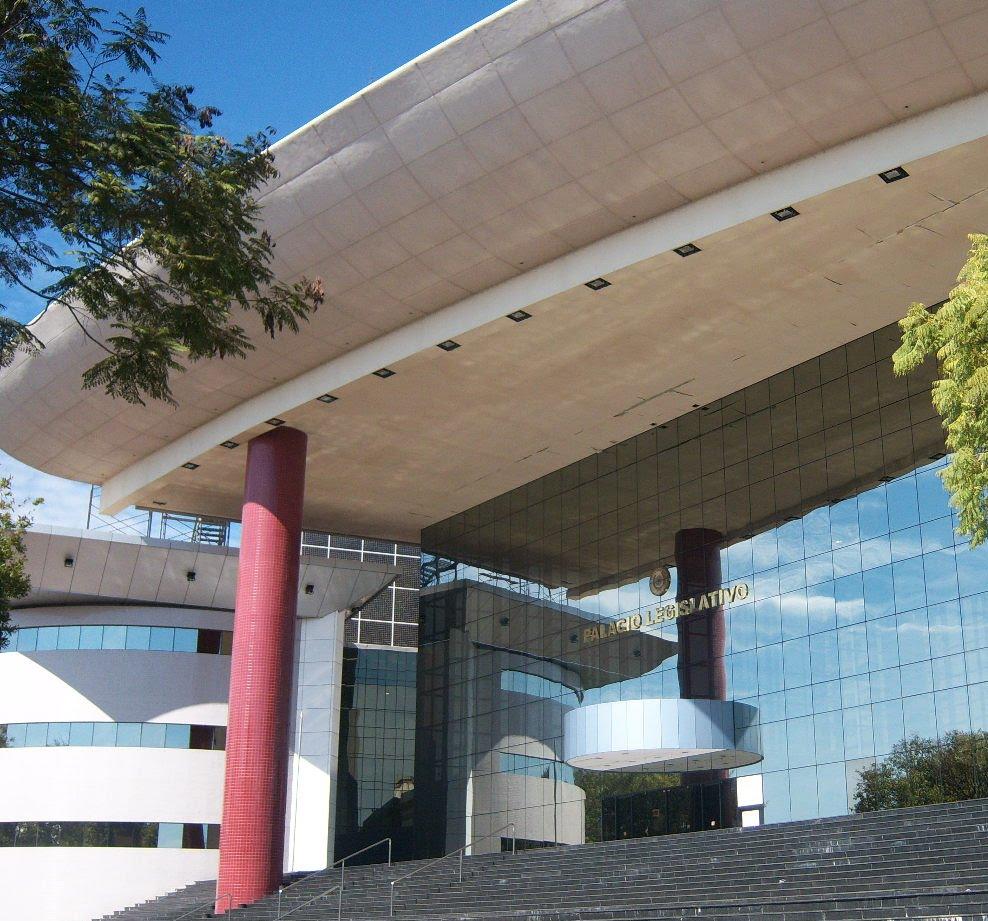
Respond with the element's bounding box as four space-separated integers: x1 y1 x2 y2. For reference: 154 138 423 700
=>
0 450 90 529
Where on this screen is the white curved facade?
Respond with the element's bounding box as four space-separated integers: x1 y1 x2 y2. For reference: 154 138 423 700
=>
0 604 229 921
0 528 398 921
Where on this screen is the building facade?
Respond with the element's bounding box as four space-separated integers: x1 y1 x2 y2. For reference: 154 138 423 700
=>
4 0 988 916
0 528 410 921
416 321 988 848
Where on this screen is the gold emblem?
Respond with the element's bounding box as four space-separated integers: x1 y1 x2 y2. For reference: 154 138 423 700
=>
649 565 671 597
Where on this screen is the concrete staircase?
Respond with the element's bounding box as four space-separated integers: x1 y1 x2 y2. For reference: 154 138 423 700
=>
100 798 988 921
95 880 217 921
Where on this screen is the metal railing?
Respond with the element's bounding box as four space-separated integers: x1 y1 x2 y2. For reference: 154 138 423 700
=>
333 837 393 921
274 882 341 919
172 891 233 920
389 824 515 916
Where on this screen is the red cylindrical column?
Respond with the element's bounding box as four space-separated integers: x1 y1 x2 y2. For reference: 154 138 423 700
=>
216 426 307 912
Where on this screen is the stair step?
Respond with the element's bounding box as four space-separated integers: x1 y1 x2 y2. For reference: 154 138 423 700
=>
102 799 988 921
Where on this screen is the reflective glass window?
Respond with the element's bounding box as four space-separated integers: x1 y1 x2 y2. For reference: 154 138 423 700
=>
924 548 959 605
125 626 151 650
56 626 80 650
140 723 167 747
4 724 26 746
115 723 141 746
102 625 126 649
813 710 844 763
862 566 893 620
78 626 103 649
857 487 889 541
45 723 69 747
35 627 58 650
14 627 37 652
149 627 174 651
961 594 988 651
813 680 841 713
157 823 184 848
172 628 198 652
928 601 963 658
886 478 920 531
165 724 191 749
25 724 47 746
900 660 934 697
896 608 931 665
92 723 117 746
903 691 937 739
932 654 967 691
891 525 923 563
68 723 94 746
816 761 848 816
935 686 971 734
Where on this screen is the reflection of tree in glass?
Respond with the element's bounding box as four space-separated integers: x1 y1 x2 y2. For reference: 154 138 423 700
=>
854 731 988 812
0 725 7 749
575 769 679 842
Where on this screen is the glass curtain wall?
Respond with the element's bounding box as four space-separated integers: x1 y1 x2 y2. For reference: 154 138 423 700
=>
334 648 418 862
418 321 988 854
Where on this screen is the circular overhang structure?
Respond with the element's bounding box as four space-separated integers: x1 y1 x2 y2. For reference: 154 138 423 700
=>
563 698 761 773
3 1 988 542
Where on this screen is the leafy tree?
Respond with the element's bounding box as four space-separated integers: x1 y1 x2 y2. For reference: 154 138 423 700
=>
0 0 323 405
894 234 988 546
0 475 40 650
853 731 988 812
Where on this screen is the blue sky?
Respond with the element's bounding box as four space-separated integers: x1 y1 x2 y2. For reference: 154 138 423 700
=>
1 0 508 527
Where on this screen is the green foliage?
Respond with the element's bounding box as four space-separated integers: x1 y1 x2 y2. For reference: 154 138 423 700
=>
0 475 40 650
853 731 988 812
0 0 323 404
894 233 988 546
575 769 679 842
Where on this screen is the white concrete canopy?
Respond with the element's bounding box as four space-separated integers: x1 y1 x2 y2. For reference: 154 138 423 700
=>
3 0 988 539
15 527 398 617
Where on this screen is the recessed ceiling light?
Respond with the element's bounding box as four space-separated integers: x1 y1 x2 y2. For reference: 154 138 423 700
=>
64 556 74 568
316 394 338 404
265 418 285 426
929 452 946 460
771 206 799 222
373 367 395 378
304 583 315 595
152 500 167 507
182 462 199 470
186 570 196 583
506 310 531 322
437 340 461 351
674 243 701 257
585 277 611 290
879 475 894 483
220 440 239 449
879 166 908 183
